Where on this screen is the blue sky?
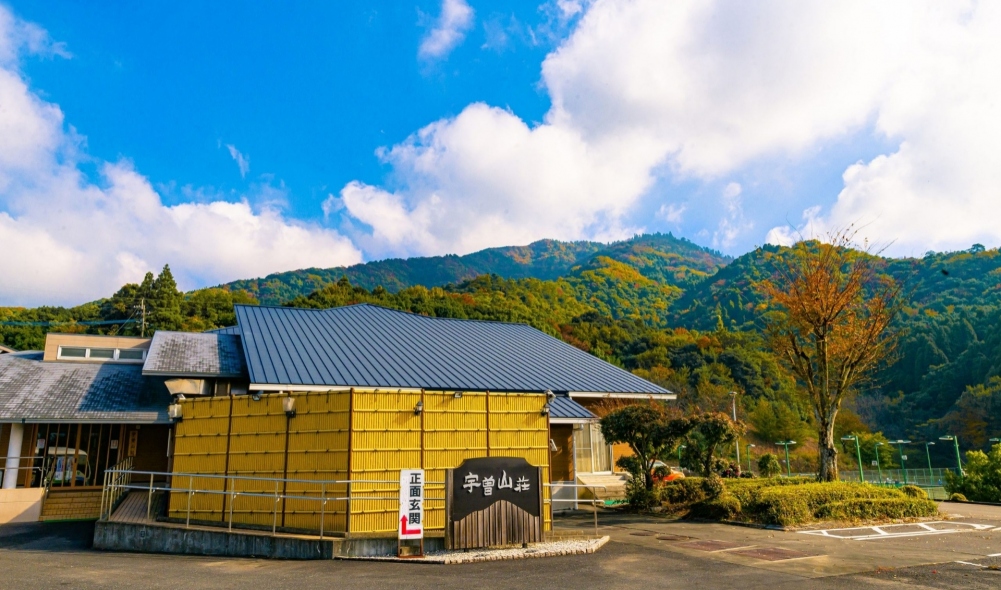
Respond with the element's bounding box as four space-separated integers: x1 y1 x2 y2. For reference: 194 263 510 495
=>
11 1 558 220
1 1 998 305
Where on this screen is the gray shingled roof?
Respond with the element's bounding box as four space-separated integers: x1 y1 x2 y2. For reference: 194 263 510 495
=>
0 353 171 423
144 332 246 378
235 304 670 394
549 395 596 420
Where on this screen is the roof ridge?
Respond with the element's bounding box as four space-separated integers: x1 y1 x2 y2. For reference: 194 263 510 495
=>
236 302 541 328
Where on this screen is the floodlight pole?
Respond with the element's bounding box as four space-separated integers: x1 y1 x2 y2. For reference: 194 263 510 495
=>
893 440 911 485
746 444 755 474
730 392 740 469
677 445 686 467
776 441 795 477
940 435 963 477
874 442 884 484
924 442 935 473
842 435 864 483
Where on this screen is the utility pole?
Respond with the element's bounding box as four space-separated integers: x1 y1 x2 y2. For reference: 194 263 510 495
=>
140 298 147 338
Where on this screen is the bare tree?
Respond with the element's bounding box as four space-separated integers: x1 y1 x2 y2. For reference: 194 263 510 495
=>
759 228 901 482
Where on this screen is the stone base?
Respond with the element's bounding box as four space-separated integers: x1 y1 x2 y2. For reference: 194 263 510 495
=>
93 521 446 559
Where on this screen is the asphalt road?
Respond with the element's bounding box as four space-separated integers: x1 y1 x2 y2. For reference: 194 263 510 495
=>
1 505 1000 590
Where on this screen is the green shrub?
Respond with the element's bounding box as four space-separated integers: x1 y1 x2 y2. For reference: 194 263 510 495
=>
690 493 742 520
758 453 782 478
900 485 928 499
944 445 1001 503
752 483 903 526
949 492 968 502
758 493 810 526
624 472 658 510
817 498 938 521
702 474 725 498
661 478 706 505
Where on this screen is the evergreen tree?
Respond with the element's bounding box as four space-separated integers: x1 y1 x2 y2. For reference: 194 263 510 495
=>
150 265 183 332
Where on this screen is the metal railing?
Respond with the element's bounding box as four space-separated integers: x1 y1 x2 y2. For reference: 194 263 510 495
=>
99 457 134 519
100 468 448 539
100 469 588 540
0 456 43 487
544 483 606 538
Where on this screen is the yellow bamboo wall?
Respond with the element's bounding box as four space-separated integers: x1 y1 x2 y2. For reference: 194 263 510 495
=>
169 396 232 521
169 391 350 530
169 389 549 536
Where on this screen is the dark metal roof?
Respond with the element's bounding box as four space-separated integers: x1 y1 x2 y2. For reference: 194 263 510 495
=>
144 332 247 378
0 353 171 423
235 304 669 394
204 325 242 336
549 395 596 420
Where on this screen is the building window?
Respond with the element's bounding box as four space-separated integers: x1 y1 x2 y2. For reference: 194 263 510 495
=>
88 348 115 359
57 346 146 363
574 423 613 474
117 349 145 361
11 423 126 489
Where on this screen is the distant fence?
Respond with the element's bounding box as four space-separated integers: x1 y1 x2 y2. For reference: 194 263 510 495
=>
839 467 955 487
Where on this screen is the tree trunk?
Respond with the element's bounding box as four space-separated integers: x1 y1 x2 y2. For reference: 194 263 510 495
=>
817 416 839 482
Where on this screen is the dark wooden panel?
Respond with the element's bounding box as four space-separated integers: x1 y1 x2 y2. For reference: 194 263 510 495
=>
449 499 541 549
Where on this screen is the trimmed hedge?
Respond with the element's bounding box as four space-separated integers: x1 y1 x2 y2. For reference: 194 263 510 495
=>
816 498 938 521
689 493 741 520
661 477 939 526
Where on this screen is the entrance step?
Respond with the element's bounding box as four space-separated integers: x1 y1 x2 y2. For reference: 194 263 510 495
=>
40 489 103 521
575 473 630 500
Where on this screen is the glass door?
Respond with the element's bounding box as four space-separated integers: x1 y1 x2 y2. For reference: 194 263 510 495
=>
590 424 612 473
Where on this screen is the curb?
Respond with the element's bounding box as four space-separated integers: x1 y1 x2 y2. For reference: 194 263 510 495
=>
335 536 611 565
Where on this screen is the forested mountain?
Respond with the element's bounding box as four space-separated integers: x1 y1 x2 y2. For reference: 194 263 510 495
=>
4 234 1001 466
219 233 728 306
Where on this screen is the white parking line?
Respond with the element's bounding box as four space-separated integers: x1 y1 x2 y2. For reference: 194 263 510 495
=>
799 521 995 541
955 561 988 568
989 553 1001 557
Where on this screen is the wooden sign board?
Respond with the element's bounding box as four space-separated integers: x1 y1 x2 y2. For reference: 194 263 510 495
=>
445 457 542 550
126 430 138 458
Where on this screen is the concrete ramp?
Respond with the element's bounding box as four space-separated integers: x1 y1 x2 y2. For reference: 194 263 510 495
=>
0 488 44 524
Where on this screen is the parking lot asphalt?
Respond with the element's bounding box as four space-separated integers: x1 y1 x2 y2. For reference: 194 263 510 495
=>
1 504 1000 590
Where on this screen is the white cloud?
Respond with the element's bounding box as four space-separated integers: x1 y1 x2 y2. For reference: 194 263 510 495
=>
0 6 360 306
225 144 250 178
419 0 475 60
713 182 749 249
781 2 1001 254
344 0 1001 258
339 102 650 258
657 203 686 225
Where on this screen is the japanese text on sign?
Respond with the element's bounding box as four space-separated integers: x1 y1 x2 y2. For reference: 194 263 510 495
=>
398 469 424 540
463 470 531 496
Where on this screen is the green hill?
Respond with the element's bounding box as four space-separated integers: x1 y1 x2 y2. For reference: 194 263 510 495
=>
219 233 729 306
7 233 1001 451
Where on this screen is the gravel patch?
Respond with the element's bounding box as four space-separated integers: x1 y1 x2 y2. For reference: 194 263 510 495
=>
337 536 610 564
